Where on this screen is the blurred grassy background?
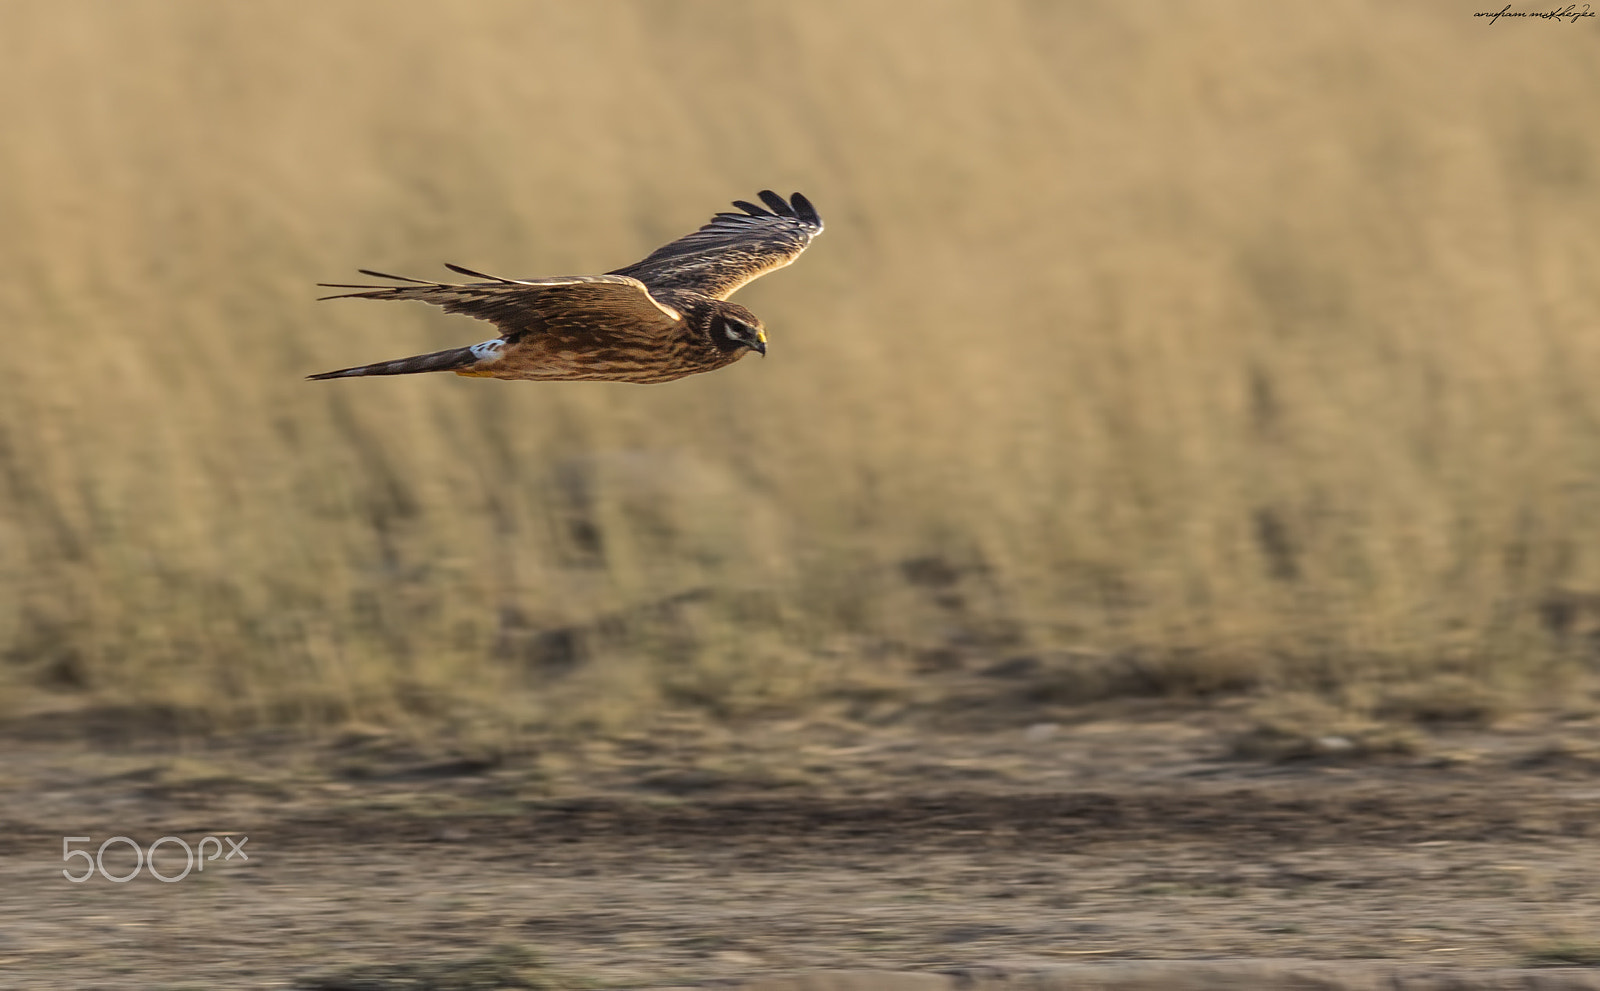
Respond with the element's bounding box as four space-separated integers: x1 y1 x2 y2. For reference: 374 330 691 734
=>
1 1 1597 739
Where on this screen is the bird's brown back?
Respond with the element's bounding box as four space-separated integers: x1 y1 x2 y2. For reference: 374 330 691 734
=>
468 291 751 383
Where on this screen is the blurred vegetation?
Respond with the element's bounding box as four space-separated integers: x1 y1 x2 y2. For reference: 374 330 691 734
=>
1 1 1598 737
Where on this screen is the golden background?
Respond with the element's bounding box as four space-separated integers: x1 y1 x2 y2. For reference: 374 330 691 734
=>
2 1 1596 737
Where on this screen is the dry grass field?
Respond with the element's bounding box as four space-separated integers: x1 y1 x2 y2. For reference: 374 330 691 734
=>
3 5 1600 986
4 0 1598 740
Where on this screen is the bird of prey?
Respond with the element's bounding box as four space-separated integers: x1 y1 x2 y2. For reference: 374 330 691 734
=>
309 190 823 384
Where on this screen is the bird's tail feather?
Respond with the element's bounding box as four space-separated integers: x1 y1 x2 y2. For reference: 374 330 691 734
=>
308 345 482 380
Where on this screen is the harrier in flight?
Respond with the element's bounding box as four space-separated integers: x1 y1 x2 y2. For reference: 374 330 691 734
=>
309 190 822 384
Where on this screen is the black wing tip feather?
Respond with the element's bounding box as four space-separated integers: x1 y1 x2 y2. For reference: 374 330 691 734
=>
358 268 428 283
315 269 432 301
443 262 513 282
727 190 822 230
316 264 518 300
756 190 792 216
789 192 821 228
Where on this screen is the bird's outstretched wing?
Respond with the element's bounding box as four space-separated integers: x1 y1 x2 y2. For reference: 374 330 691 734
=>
316 266 683 342
610 190 823 300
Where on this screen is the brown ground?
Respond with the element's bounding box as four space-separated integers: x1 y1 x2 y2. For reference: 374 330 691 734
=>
4 701 1600 990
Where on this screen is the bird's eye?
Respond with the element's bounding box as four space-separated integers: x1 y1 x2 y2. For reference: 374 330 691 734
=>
723 320 747 341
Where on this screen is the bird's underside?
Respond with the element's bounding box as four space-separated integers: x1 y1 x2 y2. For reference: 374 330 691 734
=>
310 190 822 385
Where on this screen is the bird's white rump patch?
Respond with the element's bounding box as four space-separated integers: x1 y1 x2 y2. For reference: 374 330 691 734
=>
470 339 505 361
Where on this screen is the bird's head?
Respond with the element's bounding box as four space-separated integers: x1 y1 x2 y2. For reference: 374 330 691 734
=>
712 306 767 357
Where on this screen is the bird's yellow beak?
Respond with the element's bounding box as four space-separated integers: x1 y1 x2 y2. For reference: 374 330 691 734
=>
754 329 767 356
